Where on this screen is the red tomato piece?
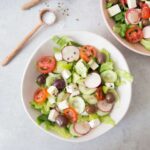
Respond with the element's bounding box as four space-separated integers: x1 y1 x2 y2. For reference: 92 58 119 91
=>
34 88 48 104
37 56 56 74
79 45 97 62
125 26 143 43
64 107 78 123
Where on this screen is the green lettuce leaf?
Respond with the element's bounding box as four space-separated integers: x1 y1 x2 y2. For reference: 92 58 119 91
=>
100 115 115 126
100 62 113 72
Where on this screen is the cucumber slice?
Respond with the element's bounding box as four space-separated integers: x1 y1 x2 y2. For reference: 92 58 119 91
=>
79 84 96 95
45 73 61 87
54 61 72 73
97 110 109 116
57 91 70 103
73 73 81 83
69 96 85 114
75 60 88 78
82 95 97 105
69 124 80 137
101 70 117 83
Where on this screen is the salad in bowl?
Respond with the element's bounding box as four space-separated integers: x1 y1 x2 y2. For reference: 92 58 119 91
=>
29 35 133 139
106 0 150 51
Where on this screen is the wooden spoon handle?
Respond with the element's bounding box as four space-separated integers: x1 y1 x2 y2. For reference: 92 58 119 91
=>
1 22 43 66
22 0 41 10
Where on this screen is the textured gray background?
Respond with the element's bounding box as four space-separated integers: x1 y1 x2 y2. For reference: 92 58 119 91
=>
0 0 150 150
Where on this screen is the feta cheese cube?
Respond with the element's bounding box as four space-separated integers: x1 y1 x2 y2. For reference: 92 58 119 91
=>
127 0 137 9
58 100 69 111
62 70 71 79
54 52 62 61
107 4 121 17
89 119 101 128
48 109 59 122
81 111 88 116
48 96 56 105
88 59 99 70
105 83 114 89
70 90 80 97
66 84 78 93
47 86 58 96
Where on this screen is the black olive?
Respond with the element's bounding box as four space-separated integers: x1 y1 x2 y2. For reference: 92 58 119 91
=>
36 74 48 85
105 92 115 103
85 105 97 114
56 115 68 127
97 52 106 64
53 79 66 91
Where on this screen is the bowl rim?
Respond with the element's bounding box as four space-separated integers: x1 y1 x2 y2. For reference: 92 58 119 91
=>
21 30 132 142
99 0 150 56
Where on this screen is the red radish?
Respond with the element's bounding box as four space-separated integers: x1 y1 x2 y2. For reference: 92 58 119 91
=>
62 46 79 62
143 26 150 39
97 100 114 112
85 72 101 88
74 122 91 135
125 9 141 25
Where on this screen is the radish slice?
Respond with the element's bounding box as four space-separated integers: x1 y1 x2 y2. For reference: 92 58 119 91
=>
143 26 150 39
62 46 79 62
125 9 141 25
97 100 113 112
74 122 91 135
85 73 101 88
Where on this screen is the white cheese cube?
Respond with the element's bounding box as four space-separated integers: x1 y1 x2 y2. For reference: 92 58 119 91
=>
58 100 69 111
47 86 58 96
105 83 114 89
48 96 56 105
107 4 121 17
81 111 88 116
62 70 71 79
70 90 80 97
48 109 59 122
54 52 62 61
88 59 99 70
66 84 78 93
127 0 137 9
146 1 150 7
89 119 101 128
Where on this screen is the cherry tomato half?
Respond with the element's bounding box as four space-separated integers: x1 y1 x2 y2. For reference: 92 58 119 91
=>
34 88 48 104
141 5 150 19
125 26 143 43
96 87 105 101
37 56 56 74
64 107 78 123
79 45 97 62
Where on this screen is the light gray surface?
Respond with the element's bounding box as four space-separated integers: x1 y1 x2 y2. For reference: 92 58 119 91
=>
0 0 150 150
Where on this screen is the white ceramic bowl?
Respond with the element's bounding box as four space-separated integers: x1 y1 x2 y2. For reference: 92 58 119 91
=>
21 31 132 142
100 0 150 56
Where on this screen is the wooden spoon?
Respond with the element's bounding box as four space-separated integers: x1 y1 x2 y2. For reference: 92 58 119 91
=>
22 0 42 10
1 9 56 66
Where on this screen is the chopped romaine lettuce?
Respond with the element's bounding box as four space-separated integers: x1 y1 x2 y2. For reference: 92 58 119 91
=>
113 23 128 38
100 49 110 62
100 115 115 126
113 12 125 23
54 61 73 73
44 121 72 138
100 62 113 72
36 114 48 125
115 70 133 86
